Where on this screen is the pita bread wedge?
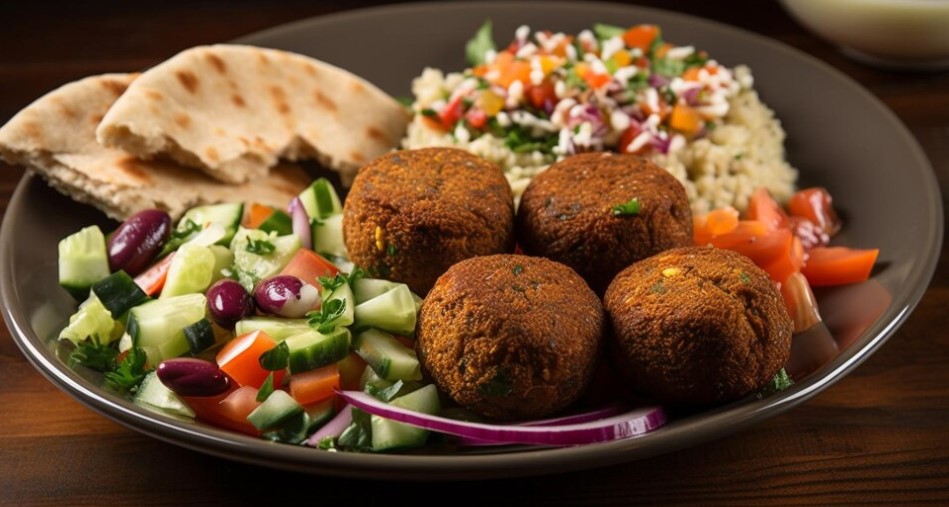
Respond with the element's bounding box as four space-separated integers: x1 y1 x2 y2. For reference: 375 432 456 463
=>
0 73 310 221
96 44 409 185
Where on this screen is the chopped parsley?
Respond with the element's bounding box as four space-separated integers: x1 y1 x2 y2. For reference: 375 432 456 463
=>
756 368 794 399
69 338 149 393
593 23 625 40
465 19 496 66
307 298 347 333
386 244 398 257
513 264 524 276
612 198 641 216
245 236 276 255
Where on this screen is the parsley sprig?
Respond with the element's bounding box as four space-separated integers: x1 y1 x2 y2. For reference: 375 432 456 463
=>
612 198 641 216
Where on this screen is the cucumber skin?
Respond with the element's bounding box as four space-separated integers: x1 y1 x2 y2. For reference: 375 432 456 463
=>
91 271 151 319
127 293 207 365
181 203 244 246
285 328 352 374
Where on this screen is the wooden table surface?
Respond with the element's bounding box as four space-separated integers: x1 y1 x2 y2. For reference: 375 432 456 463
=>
2 1 947 505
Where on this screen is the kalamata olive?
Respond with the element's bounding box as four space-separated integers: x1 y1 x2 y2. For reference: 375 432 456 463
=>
157 358 231 397
206 279 256 329
107 209 172 276
254 275 320 318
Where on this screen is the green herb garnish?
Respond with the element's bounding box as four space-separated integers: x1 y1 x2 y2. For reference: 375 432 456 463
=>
104 346 149 393
593 23 625 40
307 298 347 333
612 198 641 216
757 368 794 399
245 236 276 255
513 264 524 276
67 335 117 371
465 19 496 66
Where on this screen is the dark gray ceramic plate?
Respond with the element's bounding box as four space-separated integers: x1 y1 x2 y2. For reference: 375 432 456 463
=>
1 1 942 481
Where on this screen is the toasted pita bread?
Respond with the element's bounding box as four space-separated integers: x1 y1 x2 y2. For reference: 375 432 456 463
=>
96 44 409 185
0 73 310 221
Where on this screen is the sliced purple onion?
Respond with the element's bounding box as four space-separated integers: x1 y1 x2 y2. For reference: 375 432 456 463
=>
289 197 312 249
460 403 629 446
681 85 703 106
305 403 354 447
336 390 667 447
648 74 669 88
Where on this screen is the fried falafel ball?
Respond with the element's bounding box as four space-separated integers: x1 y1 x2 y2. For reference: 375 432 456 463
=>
516 152 692 294
417 254 603 421
343 147 515 296
603 246 793 406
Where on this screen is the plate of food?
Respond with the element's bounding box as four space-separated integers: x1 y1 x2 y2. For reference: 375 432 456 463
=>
0 1 941 480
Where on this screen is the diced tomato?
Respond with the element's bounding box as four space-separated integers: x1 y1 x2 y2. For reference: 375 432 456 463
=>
133 252 175 297
244 202 276 229
618 124 646 154
693 207 739 245
183 385 261 436
780 272 822 334
788 187 841 237
759 234 805 284
746 187 789 231
464 108 488 129
526 80 556 110
438 94 465 130
788 215 829 250
279 248 339 287
622 24 660 53
289 364 340 405
801 246 879 286
216 330 286 389
583 72 611 90
705 220 769 250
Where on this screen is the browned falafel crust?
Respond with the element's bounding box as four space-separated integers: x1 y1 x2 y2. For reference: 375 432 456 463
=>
417 254 603 421
343 147 515 296
516 152 692 294
603 246 792 406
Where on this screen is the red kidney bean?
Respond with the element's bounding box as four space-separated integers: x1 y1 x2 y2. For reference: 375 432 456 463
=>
254 275 320 318
207 279 256 329
157 358 231 397
107 209 172 276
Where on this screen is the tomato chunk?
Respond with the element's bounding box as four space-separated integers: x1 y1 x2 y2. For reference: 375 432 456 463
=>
216 330 286 389
801 247 879 286
788 187 841 237
279 248 339 287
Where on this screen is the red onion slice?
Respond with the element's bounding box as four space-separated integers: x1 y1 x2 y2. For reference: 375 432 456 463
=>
304 403 353 447
289 197 312 249
336 390 667 447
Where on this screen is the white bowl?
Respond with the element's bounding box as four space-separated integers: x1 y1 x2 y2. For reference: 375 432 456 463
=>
779 0 949 70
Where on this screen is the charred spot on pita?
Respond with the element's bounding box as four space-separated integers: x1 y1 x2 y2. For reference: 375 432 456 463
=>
175 71 199 94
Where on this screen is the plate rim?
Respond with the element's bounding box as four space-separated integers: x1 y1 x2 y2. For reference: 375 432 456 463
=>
1 0 943 480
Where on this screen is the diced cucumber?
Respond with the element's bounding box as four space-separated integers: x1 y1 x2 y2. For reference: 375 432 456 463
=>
322 279 355 329
208 245 234 284
370 384 441 451
298 178 342 220
247 389 303 430
352 278 401 304
126 293 207 365
258 209 292 236
58 293 121 345
234 317 311 341
133 371 196 420
303 398 336 433
284 328 352 374
160 243 215 298
180 202 244 246
353 328 421 381
184 318 216 354
92 270 150 319
353 283 418 335
230 227 301 292
58 225 111 300
312 214 348 259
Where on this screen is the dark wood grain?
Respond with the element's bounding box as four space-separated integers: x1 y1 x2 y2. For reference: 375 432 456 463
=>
2 1 948 505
